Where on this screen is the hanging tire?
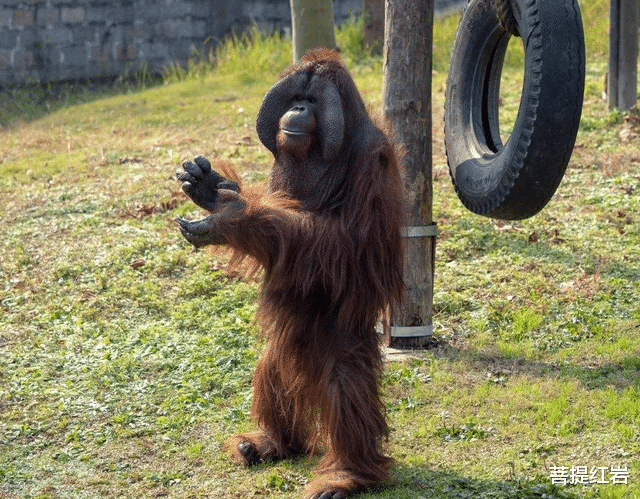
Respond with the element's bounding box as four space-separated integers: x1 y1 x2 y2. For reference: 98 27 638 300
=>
444 0 585 220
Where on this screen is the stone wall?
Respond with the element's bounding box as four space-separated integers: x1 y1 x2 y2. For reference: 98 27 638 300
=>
0 0 464 86
0 0 360 85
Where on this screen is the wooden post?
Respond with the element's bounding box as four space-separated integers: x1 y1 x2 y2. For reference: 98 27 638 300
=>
382 0 435 348
290 0 337 61
608 0 639 110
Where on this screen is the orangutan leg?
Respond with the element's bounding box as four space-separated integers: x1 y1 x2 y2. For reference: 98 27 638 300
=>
228 343 314 465
305 348 393 499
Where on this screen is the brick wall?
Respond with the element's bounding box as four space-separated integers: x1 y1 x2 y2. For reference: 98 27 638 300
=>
0 0 361 85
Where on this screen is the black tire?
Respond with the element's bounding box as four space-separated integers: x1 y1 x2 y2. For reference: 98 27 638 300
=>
444 0 585 220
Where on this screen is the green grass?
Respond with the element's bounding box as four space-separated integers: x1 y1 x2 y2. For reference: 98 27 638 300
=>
1 4 640 498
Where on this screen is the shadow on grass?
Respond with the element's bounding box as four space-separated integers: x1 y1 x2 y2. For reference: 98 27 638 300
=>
0 74 163 127
247 458 583 499
370 465 586 499
417 327 640 392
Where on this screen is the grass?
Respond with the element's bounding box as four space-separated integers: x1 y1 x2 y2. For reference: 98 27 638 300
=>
1 3 640 498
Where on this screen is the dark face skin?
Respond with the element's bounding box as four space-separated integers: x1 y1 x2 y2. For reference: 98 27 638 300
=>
278 99 318 151
269 99 327 203
256 72 346 210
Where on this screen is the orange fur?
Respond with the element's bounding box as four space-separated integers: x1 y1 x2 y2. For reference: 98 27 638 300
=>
203 50 406 498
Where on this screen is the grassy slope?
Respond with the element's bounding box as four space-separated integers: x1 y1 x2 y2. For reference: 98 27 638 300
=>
1 3 639 498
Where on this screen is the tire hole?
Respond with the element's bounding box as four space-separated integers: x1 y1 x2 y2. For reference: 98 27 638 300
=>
499 37 525 145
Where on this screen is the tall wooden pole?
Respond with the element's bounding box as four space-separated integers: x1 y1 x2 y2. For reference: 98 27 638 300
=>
608 0 639 110
382 0 435 348
290 0 337 61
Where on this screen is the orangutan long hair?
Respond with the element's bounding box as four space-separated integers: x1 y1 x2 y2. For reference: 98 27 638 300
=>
176 49 405 499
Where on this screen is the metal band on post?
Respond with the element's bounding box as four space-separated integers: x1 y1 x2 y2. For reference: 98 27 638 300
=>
401 224 439 239
389 324 433 338
387 222 438 342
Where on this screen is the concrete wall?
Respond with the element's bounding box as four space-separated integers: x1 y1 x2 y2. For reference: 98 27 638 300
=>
0 0 464 86
0 0 360 85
